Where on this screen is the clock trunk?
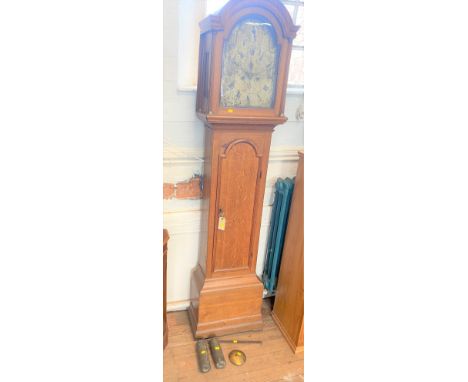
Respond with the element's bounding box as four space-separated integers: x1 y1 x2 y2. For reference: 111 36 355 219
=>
189 126 272 338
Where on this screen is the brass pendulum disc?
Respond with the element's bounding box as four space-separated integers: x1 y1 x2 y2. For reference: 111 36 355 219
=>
228 350 246 366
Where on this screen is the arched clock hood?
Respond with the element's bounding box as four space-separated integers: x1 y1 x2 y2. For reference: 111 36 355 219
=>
196 0 300 126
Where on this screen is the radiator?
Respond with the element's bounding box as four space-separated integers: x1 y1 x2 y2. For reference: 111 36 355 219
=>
262 177 295 294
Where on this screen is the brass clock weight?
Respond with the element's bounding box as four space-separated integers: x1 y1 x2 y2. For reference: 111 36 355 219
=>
196 336 260 372
228 349 247 366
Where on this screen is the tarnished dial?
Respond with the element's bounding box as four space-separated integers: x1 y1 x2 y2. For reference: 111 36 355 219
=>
220 16 279 108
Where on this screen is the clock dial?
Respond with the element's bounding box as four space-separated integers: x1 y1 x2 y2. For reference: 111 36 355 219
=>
220 16 279 108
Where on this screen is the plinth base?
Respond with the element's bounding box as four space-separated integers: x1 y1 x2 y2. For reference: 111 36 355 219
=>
188 266 263 338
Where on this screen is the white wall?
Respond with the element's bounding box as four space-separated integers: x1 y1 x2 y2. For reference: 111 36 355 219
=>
163 0 304 310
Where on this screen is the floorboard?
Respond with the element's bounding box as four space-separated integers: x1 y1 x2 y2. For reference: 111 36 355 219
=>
163 299 304 381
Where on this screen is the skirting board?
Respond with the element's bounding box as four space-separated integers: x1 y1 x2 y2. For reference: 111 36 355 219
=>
167 299 191 312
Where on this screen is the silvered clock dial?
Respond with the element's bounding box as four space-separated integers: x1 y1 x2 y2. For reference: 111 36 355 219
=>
220 16 279 108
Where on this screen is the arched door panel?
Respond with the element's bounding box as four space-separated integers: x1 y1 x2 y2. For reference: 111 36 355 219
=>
212 140 261 274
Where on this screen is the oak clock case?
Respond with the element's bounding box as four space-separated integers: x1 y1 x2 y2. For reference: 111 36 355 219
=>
189 0 299 339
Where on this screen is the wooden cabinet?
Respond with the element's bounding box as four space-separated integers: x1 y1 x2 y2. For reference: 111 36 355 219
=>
272 151 304 353
163 229 169 350
188 0 299 339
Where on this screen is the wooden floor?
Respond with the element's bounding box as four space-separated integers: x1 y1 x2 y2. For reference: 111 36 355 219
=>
163 299 304 382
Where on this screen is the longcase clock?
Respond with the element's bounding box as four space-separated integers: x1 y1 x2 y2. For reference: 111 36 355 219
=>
189 0 299 338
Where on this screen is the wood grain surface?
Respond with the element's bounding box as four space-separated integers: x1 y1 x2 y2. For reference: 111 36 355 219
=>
213 141 259 272
272 152 304 353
